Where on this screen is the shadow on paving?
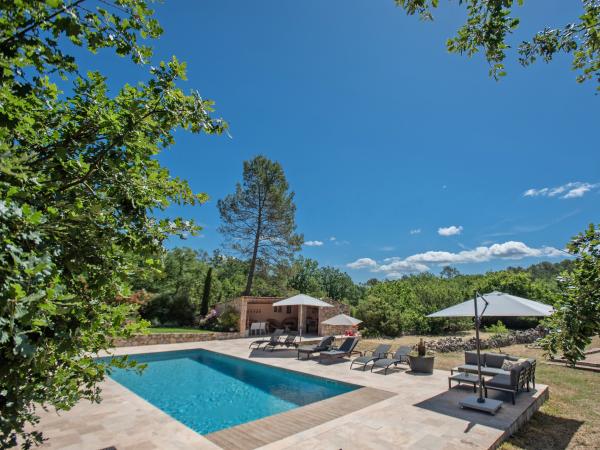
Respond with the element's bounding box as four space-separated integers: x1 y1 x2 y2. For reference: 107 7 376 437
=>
507 411 583 450
248 348 299 359
413 385 546 432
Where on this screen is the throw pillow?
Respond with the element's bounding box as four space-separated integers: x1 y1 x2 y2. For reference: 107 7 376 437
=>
501 360 516 371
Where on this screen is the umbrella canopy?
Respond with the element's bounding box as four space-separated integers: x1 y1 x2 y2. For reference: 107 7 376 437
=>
427 291 553 318
321 313 362 326
273 294 333 308
427 291 553 413
273 294 333 339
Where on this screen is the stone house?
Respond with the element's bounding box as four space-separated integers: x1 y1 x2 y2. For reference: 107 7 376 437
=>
216 296 350 336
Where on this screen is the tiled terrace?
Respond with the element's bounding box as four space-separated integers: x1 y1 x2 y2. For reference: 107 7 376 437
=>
29 337 548 450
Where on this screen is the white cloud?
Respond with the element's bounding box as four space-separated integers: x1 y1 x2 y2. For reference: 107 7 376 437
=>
346 258 377 269
405 241 562 265
329 236 336 241
380 245 396 251
346 241 564 277
409 229 421 235
438 225 463 236
304 240 323 247
524 182 598 199
376 260 429 274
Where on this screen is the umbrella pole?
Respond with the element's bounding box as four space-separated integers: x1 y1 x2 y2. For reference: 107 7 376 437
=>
473 292 485 403
299 305 302 343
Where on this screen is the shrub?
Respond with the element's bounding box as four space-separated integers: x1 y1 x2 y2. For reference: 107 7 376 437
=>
140 293 197 326
485 320 509 336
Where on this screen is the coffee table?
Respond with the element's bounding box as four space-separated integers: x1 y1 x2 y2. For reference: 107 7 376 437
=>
448 372 483 392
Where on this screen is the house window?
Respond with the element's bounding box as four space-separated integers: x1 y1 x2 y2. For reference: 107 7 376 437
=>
273 306 282 313
286 306 292 314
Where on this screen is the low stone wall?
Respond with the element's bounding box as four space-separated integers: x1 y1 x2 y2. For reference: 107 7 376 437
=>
112 331 243 347
424 328 544 353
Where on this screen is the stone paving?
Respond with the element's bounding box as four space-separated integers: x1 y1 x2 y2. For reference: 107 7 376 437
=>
29 337 548 450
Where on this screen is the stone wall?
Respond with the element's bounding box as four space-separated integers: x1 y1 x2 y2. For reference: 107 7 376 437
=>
318 300 351 336
424 328 545 353
112 331 243 347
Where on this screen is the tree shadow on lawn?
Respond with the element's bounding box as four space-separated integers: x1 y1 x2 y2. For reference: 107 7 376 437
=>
507 411 584 450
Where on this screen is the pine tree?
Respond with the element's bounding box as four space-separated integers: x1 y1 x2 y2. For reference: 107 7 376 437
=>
218 156 303 295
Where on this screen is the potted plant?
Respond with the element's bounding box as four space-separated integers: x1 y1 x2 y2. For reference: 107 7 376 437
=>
407 338 435 374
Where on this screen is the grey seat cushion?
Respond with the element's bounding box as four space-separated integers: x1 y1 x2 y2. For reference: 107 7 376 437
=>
465 351 480 365
486 374 513 389
458 364 508 377
485 353 508 369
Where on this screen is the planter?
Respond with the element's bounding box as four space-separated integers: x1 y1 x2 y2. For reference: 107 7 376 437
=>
408 355 435 374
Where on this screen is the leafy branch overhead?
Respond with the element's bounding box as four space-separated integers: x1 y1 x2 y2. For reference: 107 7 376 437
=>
0 0 225 448
395 0 600 89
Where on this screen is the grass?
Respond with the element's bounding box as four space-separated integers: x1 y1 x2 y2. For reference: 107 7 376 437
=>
147 327 212 334
357 334 600 450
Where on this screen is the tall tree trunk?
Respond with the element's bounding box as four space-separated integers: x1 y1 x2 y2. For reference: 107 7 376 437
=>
244 210 262 295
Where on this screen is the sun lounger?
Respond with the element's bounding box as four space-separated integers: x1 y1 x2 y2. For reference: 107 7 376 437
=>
264 331 298 351
350 344 391 371
318 337 359 363
297 336 335 360
370 346 412 374
249 329 283 349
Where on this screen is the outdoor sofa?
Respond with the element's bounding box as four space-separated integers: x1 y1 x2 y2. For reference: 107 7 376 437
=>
319 337 359 363
453 351 537 402
350 344 391 371
484 359 532 404
297 336 335 360
452 351 520 377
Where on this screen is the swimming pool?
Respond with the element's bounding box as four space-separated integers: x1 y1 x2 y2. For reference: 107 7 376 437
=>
104 349 359 435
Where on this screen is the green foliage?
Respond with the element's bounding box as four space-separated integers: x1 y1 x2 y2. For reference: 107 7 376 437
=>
217 304 241 332
394 0 600 91
542 224 600 365
357 267 562 337
218 156 303 295
485 320 510 336
140 293 196 326
0 1 224 447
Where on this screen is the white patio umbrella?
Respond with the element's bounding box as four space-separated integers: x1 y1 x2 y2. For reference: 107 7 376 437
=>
273 294 333 340
427 291 553 414
427 291 553 318
321 313 362 327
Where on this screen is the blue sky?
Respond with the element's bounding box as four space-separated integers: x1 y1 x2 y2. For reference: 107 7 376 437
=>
79 1 598 281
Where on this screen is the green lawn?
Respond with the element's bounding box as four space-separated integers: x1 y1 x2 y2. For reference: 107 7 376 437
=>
147 327 212 334
360 335 600 449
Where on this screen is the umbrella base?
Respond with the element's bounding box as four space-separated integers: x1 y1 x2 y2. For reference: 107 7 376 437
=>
459 396 502 415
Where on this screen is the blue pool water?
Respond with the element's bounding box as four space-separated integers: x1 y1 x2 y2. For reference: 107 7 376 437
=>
104 349 358 435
